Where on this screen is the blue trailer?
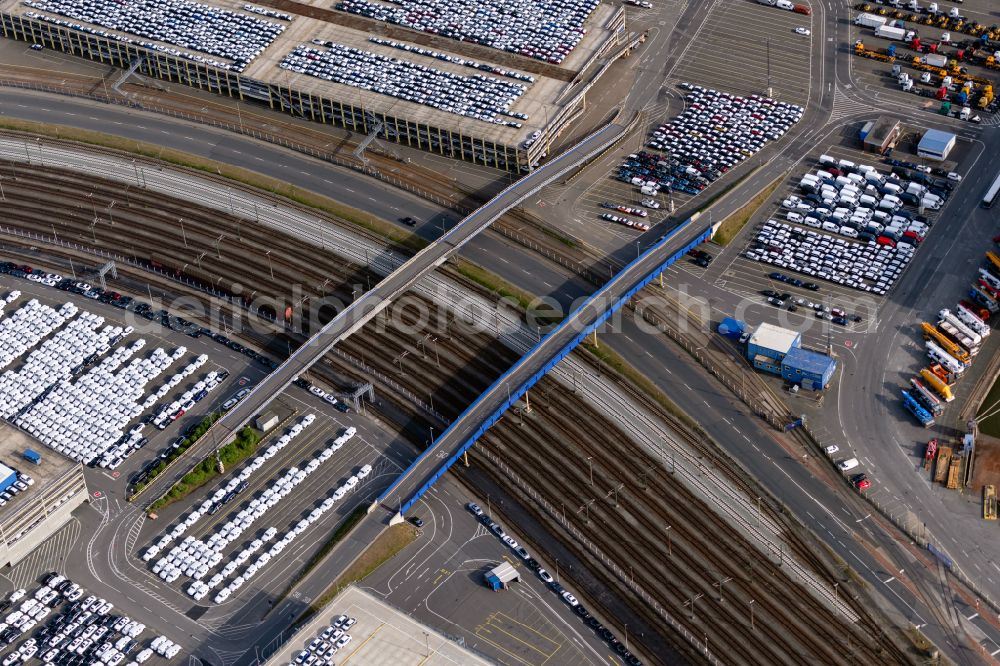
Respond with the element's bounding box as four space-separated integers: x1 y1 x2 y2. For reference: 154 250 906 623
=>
902 390 935 427
23 449 41 465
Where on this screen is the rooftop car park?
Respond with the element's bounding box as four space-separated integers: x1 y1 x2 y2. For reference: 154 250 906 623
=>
0 0 620 169
280 42 529 126
21 0 289 72
334 0 599 65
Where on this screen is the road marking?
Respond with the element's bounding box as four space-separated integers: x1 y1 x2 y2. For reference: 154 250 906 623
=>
968 612 980 621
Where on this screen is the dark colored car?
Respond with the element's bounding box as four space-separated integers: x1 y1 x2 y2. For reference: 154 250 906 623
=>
399 216 417 226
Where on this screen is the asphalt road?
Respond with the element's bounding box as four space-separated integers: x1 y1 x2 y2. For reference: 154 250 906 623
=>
1 0 997 660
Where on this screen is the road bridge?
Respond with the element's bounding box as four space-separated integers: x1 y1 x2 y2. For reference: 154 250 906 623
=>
377 213 715 517
136 120 628 505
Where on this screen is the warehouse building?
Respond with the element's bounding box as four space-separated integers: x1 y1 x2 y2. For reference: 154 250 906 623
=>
0 423 89 567
917 128 956 161
0 0 630 172
861 116 900 155
746 322 836 391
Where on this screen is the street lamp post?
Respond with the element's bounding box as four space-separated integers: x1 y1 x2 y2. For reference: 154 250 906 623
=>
265 250 273 278
749 599 755 630
180 218 188 248
132 159 140 187
665 525 672 556
587 456 593 486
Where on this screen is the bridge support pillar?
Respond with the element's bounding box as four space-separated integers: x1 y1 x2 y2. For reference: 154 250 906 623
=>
367 500 380 515
659 272 664 288
389 511 406 526
462 450 469 467
524 390 531 414
591 330 598 348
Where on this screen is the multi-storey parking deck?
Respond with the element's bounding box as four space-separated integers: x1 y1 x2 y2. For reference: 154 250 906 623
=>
135 120 628 505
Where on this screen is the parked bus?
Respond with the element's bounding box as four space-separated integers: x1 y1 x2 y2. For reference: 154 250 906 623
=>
984 170 1000 208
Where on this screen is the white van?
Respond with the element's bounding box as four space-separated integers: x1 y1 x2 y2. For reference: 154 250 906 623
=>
818 154 836 167
786 212 804 223
838 458 859 471
837 159 856 172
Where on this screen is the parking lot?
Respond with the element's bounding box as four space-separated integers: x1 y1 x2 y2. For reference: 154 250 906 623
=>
0 571 182 665
670 1 815 108
364 485 629 666
136 389 409 609
704 137 965 334
848 1 999 122
0 271 272 493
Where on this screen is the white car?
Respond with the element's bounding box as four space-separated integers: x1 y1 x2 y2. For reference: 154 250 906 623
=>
823 445 839 456
794 27 810 35
561 591 579 606
640 198 660 209
915 165 932 173
537 569 554 584
946 171 962 182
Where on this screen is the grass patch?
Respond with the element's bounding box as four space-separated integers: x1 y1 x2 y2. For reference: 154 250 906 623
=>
272 504 369 608
533 222 579 248
452 258 563 325
302 523 417 620
903 626 935 655
0 119 426 253
147 425 262 512
712 175 784 246
130 412 221 499
580 341 701 433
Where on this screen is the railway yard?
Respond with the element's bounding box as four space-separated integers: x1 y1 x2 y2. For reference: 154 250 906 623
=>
0 0 999 664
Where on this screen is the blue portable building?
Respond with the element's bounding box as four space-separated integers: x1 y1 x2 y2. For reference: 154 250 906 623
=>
781 347 836 391
0 463 17 493
23 449 41 465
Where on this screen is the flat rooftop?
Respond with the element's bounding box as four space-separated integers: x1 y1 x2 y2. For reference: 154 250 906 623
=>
3 0 618 146
749 322 801 355
0 422 74 507
266 586 495 666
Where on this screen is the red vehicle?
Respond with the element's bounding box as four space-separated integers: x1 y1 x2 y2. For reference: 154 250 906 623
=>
924 438 938 470
793 3 811 15
851 474 871 491
876 236 896 248
959 299 990 321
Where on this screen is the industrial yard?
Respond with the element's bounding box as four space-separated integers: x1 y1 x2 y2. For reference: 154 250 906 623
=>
0 0 998 664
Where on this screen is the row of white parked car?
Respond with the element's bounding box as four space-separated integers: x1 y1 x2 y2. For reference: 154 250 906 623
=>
145 415 369 603
0 312 125 421
145 414 321 559
0 573 171 666
12 335 196 468
367 36 535 85
749 221 911 296
280 44 527 126
0 300 75 371
336 0 598 64
0 291 19 318
23 0 288 72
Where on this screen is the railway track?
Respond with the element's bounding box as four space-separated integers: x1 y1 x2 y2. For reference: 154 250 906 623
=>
0 165 913 664
473 380 897 666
